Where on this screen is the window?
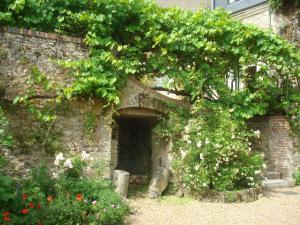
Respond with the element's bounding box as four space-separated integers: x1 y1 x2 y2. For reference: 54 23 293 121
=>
214 0 267 13
228 0 240 4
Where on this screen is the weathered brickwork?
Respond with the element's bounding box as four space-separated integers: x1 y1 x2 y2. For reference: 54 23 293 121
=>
249 115 298 179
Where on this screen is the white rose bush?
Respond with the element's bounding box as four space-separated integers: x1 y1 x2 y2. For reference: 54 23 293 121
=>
53 151 92 179
169 100 265 194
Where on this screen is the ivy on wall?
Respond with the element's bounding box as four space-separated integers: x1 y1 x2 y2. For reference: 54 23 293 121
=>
0 1 299 118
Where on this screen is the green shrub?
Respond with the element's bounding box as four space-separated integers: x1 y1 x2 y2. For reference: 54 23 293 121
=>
25 165 56 196
170 100 265 194
0 106 13 147
294 167 300 185
0 156 15 208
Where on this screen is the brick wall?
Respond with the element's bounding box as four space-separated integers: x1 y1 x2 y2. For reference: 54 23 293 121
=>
249 115 297 179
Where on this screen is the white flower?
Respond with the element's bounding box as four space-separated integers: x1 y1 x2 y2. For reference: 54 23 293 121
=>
187 140 192 144
229 108 234 113
202 183 208 187
254 130 260 138
262 163 267 169
52 172 59 179
64 158 73 168
196 141 202 148
183 135 190 141
194 165 200 171
214 143 222 148
54 152 65 166
205 138 209 144
248 177 254 181
180 150 187 159
92 200 97 205
258 76 263 81
184 125 190 133
254 170 261 175
199 153 204 160
81 151 90 160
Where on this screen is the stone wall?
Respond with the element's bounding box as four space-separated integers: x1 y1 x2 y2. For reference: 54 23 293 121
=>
0 27 87 100
232 4 274 30
0 28 113 177
232 3 300 46
0 28 184 179
249 115 298 179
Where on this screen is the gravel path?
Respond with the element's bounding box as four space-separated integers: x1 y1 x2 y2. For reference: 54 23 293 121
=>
127 187 300 225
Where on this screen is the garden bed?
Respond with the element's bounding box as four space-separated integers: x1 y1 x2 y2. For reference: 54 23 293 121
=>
198 188 262 203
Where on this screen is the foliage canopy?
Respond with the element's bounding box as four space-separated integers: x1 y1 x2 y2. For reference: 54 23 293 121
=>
1 1 299 117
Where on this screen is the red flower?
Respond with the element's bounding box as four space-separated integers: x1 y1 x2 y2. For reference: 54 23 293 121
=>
22 194 28 200
3 216 10 221
28 201 34 208
37 203 41 209
47 195 53 202
21 209 29 214
2 211 10 217
76 194 83 201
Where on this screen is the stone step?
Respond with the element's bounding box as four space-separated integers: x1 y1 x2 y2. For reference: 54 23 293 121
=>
266 171 281 179
262 179 289 188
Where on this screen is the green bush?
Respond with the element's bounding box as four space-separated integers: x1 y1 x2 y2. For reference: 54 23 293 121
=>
0 156 15 208
171 100 265 194
0 106 13 147
294 167 300 185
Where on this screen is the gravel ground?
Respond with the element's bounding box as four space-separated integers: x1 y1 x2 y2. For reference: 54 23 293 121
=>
126 186 300 225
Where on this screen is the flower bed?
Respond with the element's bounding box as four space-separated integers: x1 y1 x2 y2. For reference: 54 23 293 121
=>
0 153 130 225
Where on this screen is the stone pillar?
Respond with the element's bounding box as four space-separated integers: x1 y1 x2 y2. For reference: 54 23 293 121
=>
113 170 130 199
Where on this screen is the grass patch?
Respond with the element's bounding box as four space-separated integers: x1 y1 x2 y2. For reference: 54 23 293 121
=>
128 182 149 198
158 196 193 205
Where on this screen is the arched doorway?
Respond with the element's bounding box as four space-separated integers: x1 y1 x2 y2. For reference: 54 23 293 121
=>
111 107 161 183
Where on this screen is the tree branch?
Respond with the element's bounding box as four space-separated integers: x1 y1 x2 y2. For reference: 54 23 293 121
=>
27 94 58 100
152 87 190 97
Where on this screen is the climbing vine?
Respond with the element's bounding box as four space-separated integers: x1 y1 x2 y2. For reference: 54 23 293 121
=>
268 0 300 11
13 66 65 154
